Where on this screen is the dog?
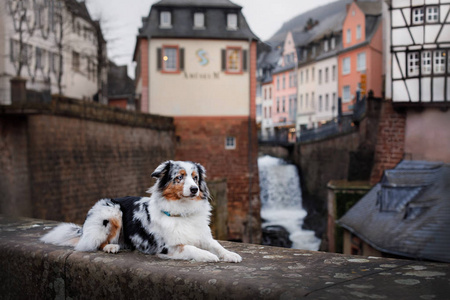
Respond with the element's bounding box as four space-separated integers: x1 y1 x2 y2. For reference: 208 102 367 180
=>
41 160 242 263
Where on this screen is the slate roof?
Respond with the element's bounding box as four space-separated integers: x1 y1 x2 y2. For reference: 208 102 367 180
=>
138 0 258 41
337 160 450 263
108 62 135 99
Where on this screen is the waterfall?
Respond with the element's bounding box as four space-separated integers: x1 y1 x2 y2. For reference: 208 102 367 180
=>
258 155 321 251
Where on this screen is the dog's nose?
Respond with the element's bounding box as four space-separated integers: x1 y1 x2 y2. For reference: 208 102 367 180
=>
190 186 199 194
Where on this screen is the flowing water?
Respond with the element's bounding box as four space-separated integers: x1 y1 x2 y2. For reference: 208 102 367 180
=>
258 155 321 250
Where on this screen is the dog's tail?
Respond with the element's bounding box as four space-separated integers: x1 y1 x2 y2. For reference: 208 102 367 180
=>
40 223 82 247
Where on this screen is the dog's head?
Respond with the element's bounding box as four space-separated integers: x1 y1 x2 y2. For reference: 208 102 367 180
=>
150 161 210 201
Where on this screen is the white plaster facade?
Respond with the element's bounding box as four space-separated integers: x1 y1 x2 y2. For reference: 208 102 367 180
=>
314 56 339 124
148 39 251 117
0 0 107 104
261 82 274 139
387 0 450 102
297 63 317 130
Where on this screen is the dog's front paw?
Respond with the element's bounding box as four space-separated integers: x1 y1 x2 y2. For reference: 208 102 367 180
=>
195 251 219 263
103 244 120 254
221 251 242 263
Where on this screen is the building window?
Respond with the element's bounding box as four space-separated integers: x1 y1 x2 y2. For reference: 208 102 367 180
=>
225 136 236 150
312 46 316 57
325 94 329 111
72 51 80 71
412 7 424 25
408 52 420 76
356 25 361 40
325 67 329 83
311 92 315 109
300 71 303 85
160 11 172 28
343 57 350 75
35 47 42 69
226 47 241 73
448 50 450 73
331 37 336 49
312 67 315 81
282 97 286 113
276 97 280 113
357 52 366 71
227 13 238 30
324 40 328 52
306 69 309 82
305 93 309 108
269 87 272 99
426 6 439 23
434 50 445 74
282 75 285 89
303 49 308 60
343 85 351 103
300 94 303 109
277 77 280 90
163 46 178 72
318 69 322 84
333 93 336 112
422 51 432 75
332 65 336 81
194 12 205 28
318 95 323 112
346 29 351 44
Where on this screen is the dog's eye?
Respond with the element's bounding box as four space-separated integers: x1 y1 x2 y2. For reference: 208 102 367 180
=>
193 176 198 182
175 175 183 182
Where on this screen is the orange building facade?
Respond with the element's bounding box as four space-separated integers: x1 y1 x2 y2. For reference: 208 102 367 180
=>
338 1 383 114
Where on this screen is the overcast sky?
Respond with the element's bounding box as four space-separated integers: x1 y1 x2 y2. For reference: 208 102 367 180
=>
85 0 337 77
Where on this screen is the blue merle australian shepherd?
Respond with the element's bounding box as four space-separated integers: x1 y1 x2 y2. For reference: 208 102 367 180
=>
41 161 242 263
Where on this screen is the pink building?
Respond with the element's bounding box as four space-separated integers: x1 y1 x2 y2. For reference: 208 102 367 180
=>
338 1 383 114
271 32 298 142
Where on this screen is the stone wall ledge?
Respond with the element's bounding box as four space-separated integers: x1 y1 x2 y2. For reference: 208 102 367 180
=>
1 216 449 299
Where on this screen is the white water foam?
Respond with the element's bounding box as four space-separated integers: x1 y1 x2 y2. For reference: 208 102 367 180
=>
258 155 321 251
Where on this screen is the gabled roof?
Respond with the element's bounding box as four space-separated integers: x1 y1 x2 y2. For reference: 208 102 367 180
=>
338 160 450 263
108 62 135 99
152 0 241 8
137 0 258 41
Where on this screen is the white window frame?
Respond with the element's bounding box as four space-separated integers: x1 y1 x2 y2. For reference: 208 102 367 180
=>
434 50 445 74
357 52 366 71
412 7 424 25
163 46 178 72
343 85 351 103
227 13 238 30
194 12 205 29
356 25 361 40
225 136 236 150
422 50 432 75
426 6 439 23
160 11 172 28
408 52 420 77
343 57 351 75
346 29 351 44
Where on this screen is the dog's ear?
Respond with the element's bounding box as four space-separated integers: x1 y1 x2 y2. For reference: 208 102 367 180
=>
152 161 173 190
196 163 210 200
152 161 172 179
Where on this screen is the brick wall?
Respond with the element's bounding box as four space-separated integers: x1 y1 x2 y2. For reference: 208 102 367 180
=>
369 100 406 185
174 116 261 244
0 100 175 223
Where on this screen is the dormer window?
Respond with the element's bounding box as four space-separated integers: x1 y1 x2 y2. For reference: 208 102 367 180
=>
227 13 238 30
324 40 328 52
312 46 316 57
160 11 171 28
331 37 336 49
194 12 205 29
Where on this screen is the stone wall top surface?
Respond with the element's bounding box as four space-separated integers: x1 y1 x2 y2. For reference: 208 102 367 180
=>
1 216 449 299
